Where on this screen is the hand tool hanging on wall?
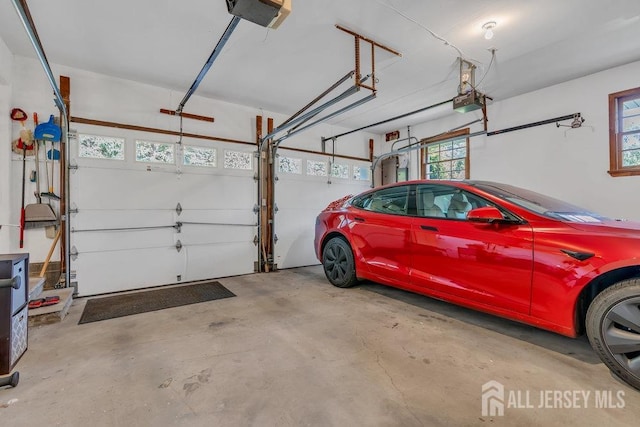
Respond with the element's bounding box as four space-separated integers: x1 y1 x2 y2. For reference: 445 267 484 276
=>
42 114 61 200
25 114 59 227
11 108 33 248
19 134 27 248
41 123 60 201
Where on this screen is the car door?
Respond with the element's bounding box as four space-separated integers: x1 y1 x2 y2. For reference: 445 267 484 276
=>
348 185 414 285
411 184 534 314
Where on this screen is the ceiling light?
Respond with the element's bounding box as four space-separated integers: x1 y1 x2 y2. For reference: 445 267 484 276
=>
482 21 496 40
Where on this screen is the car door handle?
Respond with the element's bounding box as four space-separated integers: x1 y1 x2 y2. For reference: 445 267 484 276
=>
353 217 366 223
420 225 438 231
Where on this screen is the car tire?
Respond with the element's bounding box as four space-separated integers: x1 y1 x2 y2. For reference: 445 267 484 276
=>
586 278 640 391
322 237 357 288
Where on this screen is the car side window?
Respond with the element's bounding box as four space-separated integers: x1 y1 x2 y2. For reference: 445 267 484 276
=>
416 184 505 220
362 186 410 215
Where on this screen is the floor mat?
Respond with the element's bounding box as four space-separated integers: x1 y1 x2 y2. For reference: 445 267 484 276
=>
78 281 236 324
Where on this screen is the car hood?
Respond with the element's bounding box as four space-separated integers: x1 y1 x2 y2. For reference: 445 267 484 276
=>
567 218 640 238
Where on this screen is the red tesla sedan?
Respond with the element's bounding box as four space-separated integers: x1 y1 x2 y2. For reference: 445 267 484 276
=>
315 180 640 390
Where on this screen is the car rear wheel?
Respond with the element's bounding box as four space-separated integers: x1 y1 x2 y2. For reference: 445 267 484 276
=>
586 278 640 390
322 237 357 288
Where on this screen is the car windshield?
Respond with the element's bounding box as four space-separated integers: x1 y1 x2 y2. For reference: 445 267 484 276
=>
473 182 609 223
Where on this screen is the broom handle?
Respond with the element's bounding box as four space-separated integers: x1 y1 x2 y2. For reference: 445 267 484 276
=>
34 138 41 200
40 227 61 278
19 145 26 248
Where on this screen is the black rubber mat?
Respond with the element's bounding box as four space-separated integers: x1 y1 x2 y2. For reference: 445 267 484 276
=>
78 281 235 324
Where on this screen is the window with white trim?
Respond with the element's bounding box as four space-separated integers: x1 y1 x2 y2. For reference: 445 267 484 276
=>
183 145 217 167
224 150 253 170
135 140 175 164
609 86 640 176
79 134 125 160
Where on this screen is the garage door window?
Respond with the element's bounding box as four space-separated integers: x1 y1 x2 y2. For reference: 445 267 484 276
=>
183 145 216 167
331 163 349 179
135 140 175 163
609 86 640 176
224 150 253 170
353 166 371 181
279 156 302 174
78 134 125 160
307 160 328 176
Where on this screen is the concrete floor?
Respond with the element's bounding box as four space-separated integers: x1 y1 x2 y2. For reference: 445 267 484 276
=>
2 266 639 426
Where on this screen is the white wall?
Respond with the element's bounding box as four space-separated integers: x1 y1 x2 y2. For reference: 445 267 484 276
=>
4 55 378 261
399 60 640 221
0 36 14 254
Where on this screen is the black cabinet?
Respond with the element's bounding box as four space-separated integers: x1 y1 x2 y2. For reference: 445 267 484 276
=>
0 253 29 375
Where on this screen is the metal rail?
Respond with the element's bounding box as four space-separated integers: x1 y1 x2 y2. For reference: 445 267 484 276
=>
176 16 241 112
279 70 356 129
323 98 454 142
487 113 581 136
274 93 377 147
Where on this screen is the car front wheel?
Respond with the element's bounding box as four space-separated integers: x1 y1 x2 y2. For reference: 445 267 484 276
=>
586 278 640 391
322 237 357 288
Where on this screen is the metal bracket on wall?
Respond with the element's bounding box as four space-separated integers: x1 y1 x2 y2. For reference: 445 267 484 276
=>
175 240 183 253
69 203 79 215
175 203 182 216
253 204 260 214
253 235 259 246
174 222 182 233
70 246 78 261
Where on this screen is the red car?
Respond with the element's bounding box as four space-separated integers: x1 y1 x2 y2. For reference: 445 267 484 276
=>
315 180 640 390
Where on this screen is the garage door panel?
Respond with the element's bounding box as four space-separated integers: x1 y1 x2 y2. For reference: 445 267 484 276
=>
184 242 256 282
274 217 317 269
69 130 257 295
71 229 176 253
178 209 256 225
71 210 174 230
180 224 255 246
74 247 181 296
178 174 255 209
274 159 371 269
74 168 182 210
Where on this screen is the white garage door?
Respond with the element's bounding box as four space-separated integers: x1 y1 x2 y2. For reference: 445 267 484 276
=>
274 149 371 269
69 128 257 296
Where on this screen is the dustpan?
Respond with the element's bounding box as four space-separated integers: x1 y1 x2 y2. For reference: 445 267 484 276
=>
34 115 61 142
25 203 57 223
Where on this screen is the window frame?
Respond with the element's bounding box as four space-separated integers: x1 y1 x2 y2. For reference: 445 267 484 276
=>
78 133 126 161
608 86 640 177
134 139 175 164
351 185 411 216
419 128 470 180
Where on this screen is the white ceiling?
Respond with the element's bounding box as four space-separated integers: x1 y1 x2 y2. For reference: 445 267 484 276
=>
1 0 640 134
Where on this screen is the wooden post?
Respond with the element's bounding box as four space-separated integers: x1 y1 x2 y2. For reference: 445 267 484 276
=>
60 76 70 282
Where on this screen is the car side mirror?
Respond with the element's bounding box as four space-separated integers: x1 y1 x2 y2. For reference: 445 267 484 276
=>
467 206 506 223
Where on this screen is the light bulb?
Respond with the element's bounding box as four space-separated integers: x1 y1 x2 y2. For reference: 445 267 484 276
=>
482 21 496 40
